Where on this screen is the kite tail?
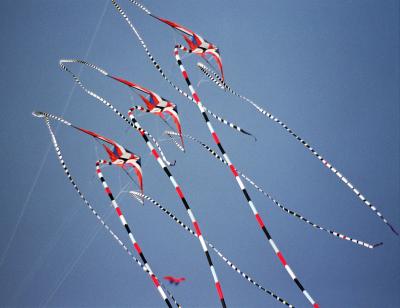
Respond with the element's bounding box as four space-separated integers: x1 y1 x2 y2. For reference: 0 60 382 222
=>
203 107 257 141
110 0 254 140
197 62 398 236
95 160 172 307
239 172 384 249
127 0 152 15
35 115 178 307
166 132 185 153
59 59 176 167
165 131 382 249
126 111 227 308
130 191 296 308
32 111 72 126
174 46 319 308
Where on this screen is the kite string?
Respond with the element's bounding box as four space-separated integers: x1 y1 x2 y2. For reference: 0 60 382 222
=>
0 0 110 270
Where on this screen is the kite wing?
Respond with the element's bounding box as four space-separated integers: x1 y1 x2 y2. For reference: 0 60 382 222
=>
109 76 185 150
151 14 224 80
73 126 143 194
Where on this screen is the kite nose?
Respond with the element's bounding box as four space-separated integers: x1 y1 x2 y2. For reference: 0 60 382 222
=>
32 111 46 118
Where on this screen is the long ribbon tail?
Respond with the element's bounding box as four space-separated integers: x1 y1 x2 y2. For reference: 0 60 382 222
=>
95 160 172 307
110 0 254 140
130 191 295 308
59 59 176 167
174 46 319 307
203 106 257 141
34 114 179 307
165 130 383 249
59 56 224 306
126 110 227 308
197 62 398 236
165 131 185 153
127 0 152 15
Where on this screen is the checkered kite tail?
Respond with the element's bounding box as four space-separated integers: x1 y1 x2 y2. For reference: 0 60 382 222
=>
32 112 179 307
197 62 398 236
95 160 171 306
174 45 319 307
127 0 152 15
58 61 227 306
165 130 383 250
110 0 255 140
130 191 295 308
59 59 176 167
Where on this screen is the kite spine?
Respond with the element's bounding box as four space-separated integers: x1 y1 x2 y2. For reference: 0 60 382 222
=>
35 114 179 307
197 62 398 236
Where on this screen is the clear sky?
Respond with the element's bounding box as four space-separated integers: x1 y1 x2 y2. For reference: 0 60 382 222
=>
0 0 399 307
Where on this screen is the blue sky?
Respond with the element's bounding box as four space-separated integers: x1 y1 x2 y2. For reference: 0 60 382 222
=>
0 1 398 307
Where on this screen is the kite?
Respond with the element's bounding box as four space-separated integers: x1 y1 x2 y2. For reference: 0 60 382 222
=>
164 276 186 285
107 75 185 150
130 191 295 307
59 60 227 308
165 130 383 249
32 111 179 307
110 1 319 306
150 16 224 81
197 62 398 236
